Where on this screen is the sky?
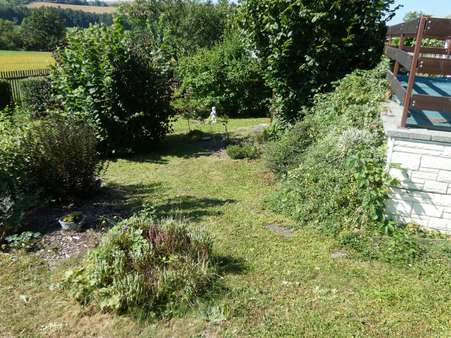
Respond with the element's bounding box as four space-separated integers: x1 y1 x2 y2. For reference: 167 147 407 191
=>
390 0 451 24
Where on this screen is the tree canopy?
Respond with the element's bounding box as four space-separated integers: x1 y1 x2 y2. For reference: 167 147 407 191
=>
239 0 397 123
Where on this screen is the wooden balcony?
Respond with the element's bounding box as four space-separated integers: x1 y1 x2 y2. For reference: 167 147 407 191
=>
385 16 451 130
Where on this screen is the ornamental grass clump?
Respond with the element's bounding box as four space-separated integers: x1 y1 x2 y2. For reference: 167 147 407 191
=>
64 215 215 316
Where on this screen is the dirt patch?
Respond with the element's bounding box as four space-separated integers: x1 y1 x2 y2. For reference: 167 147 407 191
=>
265 224 295 238
34 228 103 266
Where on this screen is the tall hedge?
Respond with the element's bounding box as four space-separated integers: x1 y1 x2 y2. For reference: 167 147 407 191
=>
239 0 396 123
51 22 175 154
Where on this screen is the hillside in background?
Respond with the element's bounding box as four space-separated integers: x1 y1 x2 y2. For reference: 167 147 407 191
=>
26 1 116 14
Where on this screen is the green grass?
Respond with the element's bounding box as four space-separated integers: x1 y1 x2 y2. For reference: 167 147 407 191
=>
171 116 269 135
0 118 450 337
0 50 55 72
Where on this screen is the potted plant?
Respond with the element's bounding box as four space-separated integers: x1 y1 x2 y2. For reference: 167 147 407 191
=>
59 212 86 231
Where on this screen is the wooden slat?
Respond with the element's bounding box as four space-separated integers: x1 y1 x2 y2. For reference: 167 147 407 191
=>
403 46 448 54
384 46 413 69
386 71 406 103
418 57 451 75
424 18 451 38
411 94 451 113
387 19 420 36
388 18 451 38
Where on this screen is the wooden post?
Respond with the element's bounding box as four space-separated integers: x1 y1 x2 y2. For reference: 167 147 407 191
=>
400 16 427 128
393 34 405 75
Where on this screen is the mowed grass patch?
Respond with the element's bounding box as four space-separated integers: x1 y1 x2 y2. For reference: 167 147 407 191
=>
0 50 55 71
171 116 270 135
0 119 450 337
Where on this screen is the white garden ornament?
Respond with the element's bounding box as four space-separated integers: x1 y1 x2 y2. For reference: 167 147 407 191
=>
210 106 217 124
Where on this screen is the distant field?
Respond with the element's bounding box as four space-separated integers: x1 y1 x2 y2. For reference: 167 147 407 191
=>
26 2 116 14
0 50 54 72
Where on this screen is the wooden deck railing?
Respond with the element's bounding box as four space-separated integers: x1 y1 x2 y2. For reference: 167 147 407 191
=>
385 16 451 128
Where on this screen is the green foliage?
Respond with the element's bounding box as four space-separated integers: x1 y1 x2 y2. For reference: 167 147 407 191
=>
239 0 396 123
22 117 103 202
0 79 12 110
62 211 84 223
0 18 20 49
19 77 52 117
4 231 40 250
51 23 175 154
0 111 102 240
20 8 65 51
226 143 259 160
0 5 113 32
266 61 425 263
0 111 31 240
403 10 425 22
176 33 271 118
64 215 215 316
120 0 233 58
264 119 315 176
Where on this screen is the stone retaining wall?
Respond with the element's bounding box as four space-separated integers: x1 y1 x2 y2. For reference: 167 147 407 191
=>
386 137 451 233
383 101 451 234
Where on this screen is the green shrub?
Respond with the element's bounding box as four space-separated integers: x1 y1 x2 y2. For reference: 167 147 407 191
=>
4 231 41 251
265 61 426 263
239 0 395 123
0 111 32 240
264 118 315 176
23 117 103 202
64 215 215 315
226 143 259 160
176 33 271 118
0 80 12 110
20 77 52 117
51 22 174 155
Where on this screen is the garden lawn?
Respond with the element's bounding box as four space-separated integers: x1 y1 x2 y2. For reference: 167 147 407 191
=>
0 118 450 337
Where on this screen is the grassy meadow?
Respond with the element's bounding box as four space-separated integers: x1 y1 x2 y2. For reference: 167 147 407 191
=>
0 50 54 72
26 2 116 14
0 119 450 337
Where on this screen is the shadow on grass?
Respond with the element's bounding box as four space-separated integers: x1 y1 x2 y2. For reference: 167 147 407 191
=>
153 196 236 222
122 132 248 163
23 182 164 235
25 183 236 236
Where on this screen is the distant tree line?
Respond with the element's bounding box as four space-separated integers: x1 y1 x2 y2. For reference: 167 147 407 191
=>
0 5 112 26
0 5 113 50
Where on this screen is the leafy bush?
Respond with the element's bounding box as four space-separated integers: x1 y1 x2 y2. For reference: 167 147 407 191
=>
20 77 52 117
23 117 103 202
120 0 233 58
226 143 259 160
4 231 41 251
0 80 12 110
176 33 271 118
239 0 396 123
20 8 65 51
264 118 315 176
265 61 425 263
0 111 103 240
51 22 174 154
0 111 31 241
65 215 215 315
